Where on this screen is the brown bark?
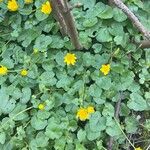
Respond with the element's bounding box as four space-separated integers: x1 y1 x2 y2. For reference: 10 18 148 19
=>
135 40 150 49
109 0 150 40
51 0 68 36
51 0 82 50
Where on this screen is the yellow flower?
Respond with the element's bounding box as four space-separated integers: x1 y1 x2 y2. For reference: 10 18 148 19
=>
87 106 95 114
24 0 32 4
76 108 89 121
20 69 28 76
64 53 77 65
41 1 52 15
38 103 45 110
7 0 19 11
0 66 8 75
100 64 110 75
135 147 142 150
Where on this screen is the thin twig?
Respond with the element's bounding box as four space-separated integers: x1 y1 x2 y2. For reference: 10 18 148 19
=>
0 106 33 130
146 144 150 150
109 0 150 40
107 91 123 150
133 40 150 49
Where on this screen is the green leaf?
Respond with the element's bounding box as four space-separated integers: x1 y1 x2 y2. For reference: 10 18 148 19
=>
20 87 31 104
86 128 101 141
112 63 124 74
83 17 98 28
54 137 66 150
31 116 48 130
117 71 134 91
37 111 51 120
75 143 86 150
56 75 73 89
92 43 102 53
39 71 57 86
82 0 96 9
45 117 63 139
35 10 48 21
16 126 26 140
96 28 112 42
79 32 92 49
51 35 64 49
127 92 148 111
133 0 143 8
106 119 122 136
89 112 106 132
128 82 140 92
0 132 6 144
34 34 52 52
94 2 106 16
45 99 55 111
1 58 14 69
125 117 138 133
9 104 28 121
93 97 106 105
114 34 129 48
89 84 102 98
98 6 113 19
82 52 95 67
120 103 130 116
18 29 39 47
19 5 33 15
11 88 22 100
102 103 115 117
96 76 112 90
109 23 124 36
113 8 127 22
35 132 49 147
55 51 65 67
77 129 86 142
0 88 16 114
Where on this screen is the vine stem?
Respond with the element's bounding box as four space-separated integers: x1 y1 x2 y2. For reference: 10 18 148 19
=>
146 144 150 150
0 106 33 130
102 147 107 150
114 117 136 150
5 120 31 150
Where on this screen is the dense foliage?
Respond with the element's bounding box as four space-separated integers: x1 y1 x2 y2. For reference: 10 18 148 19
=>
0 0 150 150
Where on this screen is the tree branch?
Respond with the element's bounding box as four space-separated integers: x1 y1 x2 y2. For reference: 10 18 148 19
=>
109 0 150 40
62 0 82 50
51 0 82 50
134 40 150 49
51 0 68 36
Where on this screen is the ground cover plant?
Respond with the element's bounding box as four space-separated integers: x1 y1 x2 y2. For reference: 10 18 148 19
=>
0 0 150 150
